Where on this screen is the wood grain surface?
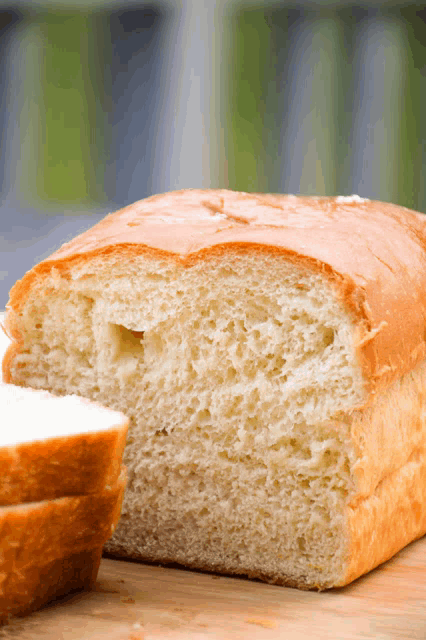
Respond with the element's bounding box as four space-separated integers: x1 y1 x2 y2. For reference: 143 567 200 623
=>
1 312 426 639
1 545 426 640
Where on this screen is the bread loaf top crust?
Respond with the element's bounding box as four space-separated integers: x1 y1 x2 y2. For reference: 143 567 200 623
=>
5 189 426 395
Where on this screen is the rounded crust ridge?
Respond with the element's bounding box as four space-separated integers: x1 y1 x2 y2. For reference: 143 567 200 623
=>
4 189 426 395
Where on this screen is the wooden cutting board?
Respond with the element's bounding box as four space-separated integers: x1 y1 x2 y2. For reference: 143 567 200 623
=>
2 547 426 640
1 312 426 639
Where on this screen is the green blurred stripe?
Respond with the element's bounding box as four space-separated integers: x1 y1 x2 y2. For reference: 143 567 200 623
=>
298 17 345 196
373 20 406 205
334 8 359 197
228 10 346 196
228 9 282 193
19 22 43 204
85 11 112 202
398 9 426 213
36 12 108 204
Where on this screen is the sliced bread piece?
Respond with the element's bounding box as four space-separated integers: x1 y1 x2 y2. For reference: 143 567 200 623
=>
3 189 426 589
0 467 126 623
0 382 128 505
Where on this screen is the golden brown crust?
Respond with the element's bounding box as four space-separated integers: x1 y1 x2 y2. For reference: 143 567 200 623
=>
5 189 426 396
1 341 19 384
0 405 128 506
340 361 426 586
0 548 102 624
342 447 426 586
0 467 126 623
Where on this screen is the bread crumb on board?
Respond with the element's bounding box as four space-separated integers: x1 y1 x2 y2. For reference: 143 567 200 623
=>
245 618 278 629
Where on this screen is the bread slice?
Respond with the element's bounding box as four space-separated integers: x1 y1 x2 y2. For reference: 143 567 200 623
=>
0 382 129 505
0 468 126 623
3 189 426 589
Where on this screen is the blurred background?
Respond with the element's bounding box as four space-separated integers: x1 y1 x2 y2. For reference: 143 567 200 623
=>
0 0 425 307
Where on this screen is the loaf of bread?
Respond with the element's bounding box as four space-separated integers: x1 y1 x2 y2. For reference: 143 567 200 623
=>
1 382 128 505
0 469 126 623
3 189 426 590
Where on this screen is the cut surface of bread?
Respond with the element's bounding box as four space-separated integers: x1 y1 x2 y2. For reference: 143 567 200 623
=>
3 189 426 589
0 382 129 505
0 468 126 623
